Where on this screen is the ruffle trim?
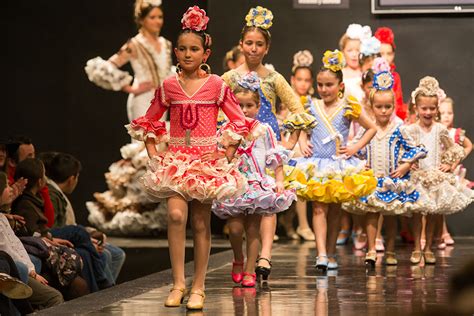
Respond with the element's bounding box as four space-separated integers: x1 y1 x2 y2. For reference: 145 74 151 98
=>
220 120 266 146
343 95 362 120
125 117 168 142
399 145 428 164
411 169 473 214
285 166 377 203
441 143 465 164
140 150 248 203
211 176 296 219
344 199 417 216
85 57 132 91
283 112 318 132
342 177 427 216
265 146 292 170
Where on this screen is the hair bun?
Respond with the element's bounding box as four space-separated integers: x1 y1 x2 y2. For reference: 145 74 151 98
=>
411 76 440 100
134 0 161 19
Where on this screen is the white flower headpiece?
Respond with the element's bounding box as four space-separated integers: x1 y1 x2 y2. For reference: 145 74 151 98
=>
345 24 372 41
143 0 162 6
293 50 314 68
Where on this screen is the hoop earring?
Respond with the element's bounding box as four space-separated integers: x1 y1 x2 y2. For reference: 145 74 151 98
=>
176 63 183 76
338 90 344 98
198 63 211 78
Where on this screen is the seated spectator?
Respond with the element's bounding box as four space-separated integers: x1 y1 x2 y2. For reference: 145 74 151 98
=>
0 251 33 316
10 159 112 292
6 136 55 227
42 152 126 284
1 172 64 311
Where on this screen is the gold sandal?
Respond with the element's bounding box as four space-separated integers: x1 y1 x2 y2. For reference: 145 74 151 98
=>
365 251 377 267
186 289 206 310
385 252 398 265
410 251 422 264
424 251 436 264
164 287 187 307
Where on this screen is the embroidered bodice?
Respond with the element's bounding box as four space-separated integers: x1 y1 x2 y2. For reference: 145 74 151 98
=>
405 122 460 170
362 123 427 177
237 124 289 181
128 34 173 88
307 97 361 158
128 75 259 157
222 70 304 114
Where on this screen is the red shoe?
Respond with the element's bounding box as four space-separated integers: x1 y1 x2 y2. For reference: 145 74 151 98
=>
241 272 256 287
232 261 244 284
400 231 414 244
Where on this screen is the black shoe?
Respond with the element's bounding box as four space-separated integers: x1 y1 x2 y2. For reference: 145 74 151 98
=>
255 257 272 281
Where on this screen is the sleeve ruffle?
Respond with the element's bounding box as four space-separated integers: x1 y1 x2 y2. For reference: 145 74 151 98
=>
400 145 428 164
441 143 465 164
343 95 362 120
283 112 317 132
265 146 293 170
220 119 266 146
85 57 132 91
125 117 169 142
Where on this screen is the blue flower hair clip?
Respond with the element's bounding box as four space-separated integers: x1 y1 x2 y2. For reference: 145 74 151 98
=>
373 71 394 91
237 72 261 91
360 36 381 57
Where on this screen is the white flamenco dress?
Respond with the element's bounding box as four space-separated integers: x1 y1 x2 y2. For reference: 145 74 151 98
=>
85 33 173 236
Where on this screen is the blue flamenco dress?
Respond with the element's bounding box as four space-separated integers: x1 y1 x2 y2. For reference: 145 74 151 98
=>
343 122 428 215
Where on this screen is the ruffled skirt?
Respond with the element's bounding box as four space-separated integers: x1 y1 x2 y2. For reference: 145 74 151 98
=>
140 150 248 204
342 176 429 216
410 169 473 214
212 176 296 219
285 156 377 203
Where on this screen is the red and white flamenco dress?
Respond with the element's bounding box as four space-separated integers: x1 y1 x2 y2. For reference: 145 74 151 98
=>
126 74 263 203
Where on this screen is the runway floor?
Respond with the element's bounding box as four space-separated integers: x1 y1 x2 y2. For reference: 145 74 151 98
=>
39 238 474 315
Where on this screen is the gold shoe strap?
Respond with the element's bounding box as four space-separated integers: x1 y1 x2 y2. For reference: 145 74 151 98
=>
170 287 186 293
189 290 205 298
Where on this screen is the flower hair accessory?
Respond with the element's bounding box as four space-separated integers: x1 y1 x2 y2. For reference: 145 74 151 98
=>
181 6 209 32
411 76 440 99
374 27 396 48
237 72 261 92
143 0 162 6
371 57 391 73
293 50 314 68
322 50 345 72
360 37 381 57
346 24 372 41
245 6 273 30
373 71 394 91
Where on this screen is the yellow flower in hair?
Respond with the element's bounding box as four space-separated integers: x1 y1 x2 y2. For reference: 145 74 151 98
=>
245 6 273 30
322 50 345 72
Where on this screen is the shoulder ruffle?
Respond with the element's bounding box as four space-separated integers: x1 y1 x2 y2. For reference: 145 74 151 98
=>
343 95 362 120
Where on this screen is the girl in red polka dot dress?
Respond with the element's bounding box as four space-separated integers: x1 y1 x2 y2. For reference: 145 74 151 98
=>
126 6 262 310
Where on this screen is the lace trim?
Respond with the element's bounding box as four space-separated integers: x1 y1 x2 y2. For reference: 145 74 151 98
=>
169 136 216 147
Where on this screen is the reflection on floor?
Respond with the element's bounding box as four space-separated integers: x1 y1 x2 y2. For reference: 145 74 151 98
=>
89 239 474 315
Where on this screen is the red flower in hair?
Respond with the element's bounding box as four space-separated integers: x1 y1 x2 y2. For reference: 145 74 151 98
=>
181 6 209 32
374 27 396 49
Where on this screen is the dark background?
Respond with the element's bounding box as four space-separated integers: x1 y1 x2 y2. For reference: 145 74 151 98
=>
3 0 474 235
